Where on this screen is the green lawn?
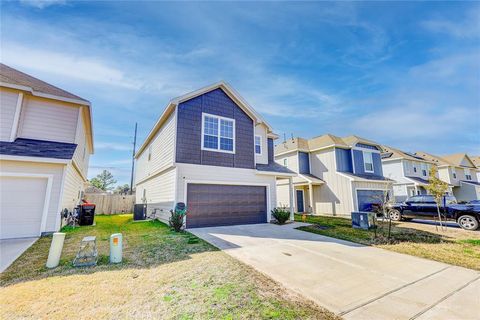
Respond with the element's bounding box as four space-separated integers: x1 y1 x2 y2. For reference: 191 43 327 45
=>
296 214 480 271
0 215 336 320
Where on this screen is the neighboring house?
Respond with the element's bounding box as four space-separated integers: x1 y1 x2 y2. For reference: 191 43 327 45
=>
472 156 480 182
381 146 438 202
0 64 93 239
275 134 391 217
134 81 295 228
415 152 480 202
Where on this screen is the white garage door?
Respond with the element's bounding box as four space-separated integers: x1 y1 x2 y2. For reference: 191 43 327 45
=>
0 176 48 239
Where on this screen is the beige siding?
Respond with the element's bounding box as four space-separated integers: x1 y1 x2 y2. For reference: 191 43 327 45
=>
310 148 353 216
454 183 480 202
72 108 91 177
135 111 176 184
275 150 299 172
61 163 85 213
18 96 79 143
176 162 277 221
254 124 268 165
0 160 65 232
0 88 19 141
276 183 291 208
135 167 176 223
439 167 455 186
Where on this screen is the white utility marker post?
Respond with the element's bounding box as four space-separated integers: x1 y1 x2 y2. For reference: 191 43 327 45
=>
46 232 66 269
288 177 295 220
308 183 314 214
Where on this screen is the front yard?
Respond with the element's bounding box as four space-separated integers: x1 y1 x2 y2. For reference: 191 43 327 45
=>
0 215 336 320
296 214 480 270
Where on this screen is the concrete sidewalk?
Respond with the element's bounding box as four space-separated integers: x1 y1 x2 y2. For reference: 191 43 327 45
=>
0 237 38 273
190 223 479 320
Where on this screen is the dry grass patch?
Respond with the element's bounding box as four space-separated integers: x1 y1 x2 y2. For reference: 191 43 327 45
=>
296 214 480 270
1 215 337 320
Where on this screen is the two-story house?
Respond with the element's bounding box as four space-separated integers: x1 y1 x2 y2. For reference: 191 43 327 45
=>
381 146 439 201
415 152 479 202
471 156 480 182
134 82 295 228
0 64 93 239
275 134 391 217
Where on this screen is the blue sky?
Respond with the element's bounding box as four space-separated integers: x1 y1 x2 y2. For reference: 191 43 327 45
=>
1 1 479 185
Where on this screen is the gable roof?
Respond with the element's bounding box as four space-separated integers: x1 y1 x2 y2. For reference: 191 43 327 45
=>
441 153 476 168
415 151 450 166
381 145 432 163
0 63 89 105
471 156 480 169
275 133 381 155
136 81 275 158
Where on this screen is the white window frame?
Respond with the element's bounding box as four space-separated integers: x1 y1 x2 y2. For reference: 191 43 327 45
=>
201 112 236 154
452 168 457 180
465 168 472 180
254 135 262 155
283 158 288 167
421 162 428 177
363 151 374 173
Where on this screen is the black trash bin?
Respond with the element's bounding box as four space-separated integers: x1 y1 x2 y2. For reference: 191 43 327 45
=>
78 202 96 226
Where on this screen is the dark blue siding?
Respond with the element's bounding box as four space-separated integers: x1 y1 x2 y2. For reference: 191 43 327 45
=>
353 150 364 174
175 88 255 169
335 148 353 173
372 153 383 176
268 138 274 163
298 152 310 174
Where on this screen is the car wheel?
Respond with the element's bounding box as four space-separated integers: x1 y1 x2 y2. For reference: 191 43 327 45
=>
388 209 401 221
457 215 479 231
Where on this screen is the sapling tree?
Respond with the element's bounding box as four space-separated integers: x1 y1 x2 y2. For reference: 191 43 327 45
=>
425 166 449 231
371 180 395 240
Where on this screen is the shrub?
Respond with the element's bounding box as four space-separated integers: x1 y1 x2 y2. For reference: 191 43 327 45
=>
169 209 186 232
271 207 290 225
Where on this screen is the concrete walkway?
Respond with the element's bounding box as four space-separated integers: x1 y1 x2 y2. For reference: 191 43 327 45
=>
0 237 38 272
190 223 480 320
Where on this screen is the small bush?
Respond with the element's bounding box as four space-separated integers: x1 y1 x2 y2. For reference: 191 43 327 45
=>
271 207 290 225
169 209 185 232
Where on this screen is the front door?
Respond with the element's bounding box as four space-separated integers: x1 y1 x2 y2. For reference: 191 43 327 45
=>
296 190 304 213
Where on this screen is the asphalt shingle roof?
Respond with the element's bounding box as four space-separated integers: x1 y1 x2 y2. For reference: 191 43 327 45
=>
0 63 89 103
0 138 77 160
256 163 296 175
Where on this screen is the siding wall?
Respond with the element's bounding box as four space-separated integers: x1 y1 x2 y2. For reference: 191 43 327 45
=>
71 108 90 178
135 167 176 224
61 163 85 212
310 148 353 216
298 152 310 174
352 149 383 176
176 162 276 222
454 183 480 202
175 88 255 169
0 88 19 141
254 124 268 164
0 160 65 232
275 150 299 172
335 148 353 172
135 111 176 184
18 96 79 143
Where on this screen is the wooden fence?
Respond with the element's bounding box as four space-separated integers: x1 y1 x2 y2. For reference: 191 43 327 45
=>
84 193 135 215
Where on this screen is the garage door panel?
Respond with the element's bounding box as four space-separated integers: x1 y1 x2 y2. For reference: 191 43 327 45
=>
357 190 384 212
0 176 47 239
186 184 267 228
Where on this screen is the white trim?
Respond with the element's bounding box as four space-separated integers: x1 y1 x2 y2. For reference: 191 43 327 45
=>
295 189 305 212
135 163 175 185
0 172 54 236
255 170 296 177
0 155 70 164
254 135 262 156
351 149 356 174
201 112 236 154
183 179 272 223
337 172 355 181
9 92 23 142
55 165 68 231
363 150 374 173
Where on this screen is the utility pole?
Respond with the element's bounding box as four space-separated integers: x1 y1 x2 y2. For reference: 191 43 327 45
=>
129 122 137 195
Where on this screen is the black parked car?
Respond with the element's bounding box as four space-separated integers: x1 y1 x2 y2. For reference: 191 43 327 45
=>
388 195 480 231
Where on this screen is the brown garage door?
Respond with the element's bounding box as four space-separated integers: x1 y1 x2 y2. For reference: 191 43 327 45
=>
186 184 267 228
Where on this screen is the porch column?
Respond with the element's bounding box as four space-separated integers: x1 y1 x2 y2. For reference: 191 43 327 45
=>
414 185 418 195
308 183 314 214
288 177 294 220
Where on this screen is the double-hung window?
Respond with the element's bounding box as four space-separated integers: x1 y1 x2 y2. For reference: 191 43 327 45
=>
363 151 374 173
465 168 472 180
254 135 262 155
202 113 235 153
452 169 457 180
421 163 428 176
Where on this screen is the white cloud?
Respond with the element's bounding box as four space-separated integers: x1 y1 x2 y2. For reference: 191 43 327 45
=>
19 0 65 9
95 142 132 151
422 9 480 39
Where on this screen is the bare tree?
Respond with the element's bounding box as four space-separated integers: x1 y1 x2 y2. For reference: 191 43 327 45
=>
425 166 449 231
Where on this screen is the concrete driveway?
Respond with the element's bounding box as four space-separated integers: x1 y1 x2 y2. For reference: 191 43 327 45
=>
0 237 38 272
190 223 480 320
